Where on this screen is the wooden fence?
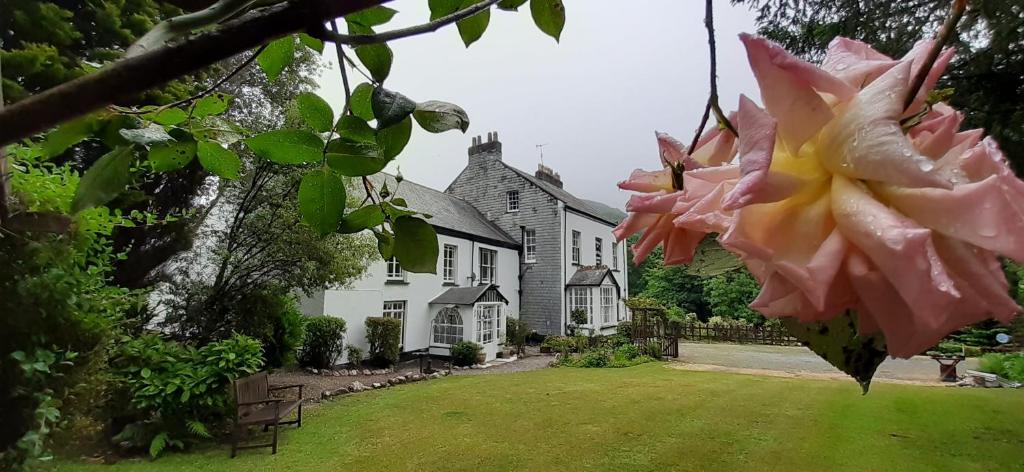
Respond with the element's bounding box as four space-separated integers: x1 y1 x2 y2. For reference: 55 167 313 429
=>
678 323 801 346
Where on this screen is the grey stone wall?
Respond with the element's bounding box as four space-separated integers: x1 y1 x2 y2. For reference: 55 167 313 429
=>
446 140 565 334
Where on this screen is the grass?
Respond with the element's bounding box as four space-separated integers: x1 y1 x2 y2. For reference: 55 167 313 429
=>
58 364 1024 472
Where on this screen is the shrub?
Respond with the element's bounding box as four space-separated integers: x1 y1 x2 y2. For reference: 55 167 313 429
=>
229 291 305 368
570 308 588 326
617 320 634 339
345 345 364 367
299 316 347 369
640 340 664 359
110 334 263 458
979 353 1024 382
578 350 610 368
505 317 530 356
615 343 641 361
541 336 572 354
451 341 483 367
365 317 401 367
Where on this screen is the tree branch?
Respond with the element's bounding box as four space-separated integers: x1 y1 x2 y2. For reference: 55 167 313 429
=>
902 0 968 111
687 0 737 158
320 0 501 46
0 0 392 147
127 0 264 56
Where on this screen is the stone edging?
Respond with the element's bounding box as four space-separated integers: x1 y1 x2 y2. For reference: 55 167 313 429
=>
319 371 451 400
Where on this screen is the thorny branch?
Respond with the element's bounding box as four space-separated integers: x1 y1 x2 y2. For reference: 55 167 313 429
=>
318 0 501 46
902 0 968 111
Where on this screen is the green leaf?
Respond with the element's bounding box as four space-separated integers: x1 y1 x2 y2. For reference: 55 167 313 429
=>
531 0 565 42
339 205 385 233
497 0 528 11
413 100 470 133
119 123 175 146
325 140 387 176
346 6 398 27
457 0 491 47
428 0 461 20
257 36 295 82
392 216 439 273
43 115 102 158
377 116 412 160
141 367 151 378
192 116 248 146
298 167 347 235
149 432 168 458
371 87 417 129
298 33 324 53
192 93 232 118
375 231 394 260
337 115 376 143
149 141 197 171
71 146 135 213
197 141 242 180
349 23 393 83
296 92 335 133
146 108 189 126
781 313 888 393
350 83 375 121
245 129 324 165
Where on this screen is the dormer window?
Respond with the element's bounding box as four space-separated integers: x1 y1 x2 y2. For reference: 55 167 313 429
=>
506 190 520 212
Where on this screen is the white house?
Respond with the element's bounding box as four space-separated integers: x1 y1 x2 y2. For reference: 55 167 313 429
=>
299 174 521 362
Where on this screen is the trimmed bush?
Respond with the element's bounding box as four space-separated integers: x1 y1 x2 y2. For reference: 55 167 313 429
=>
299 316 347 369
345 345 364 367
451 341 483 367
505 317 530 356
365 317 401 367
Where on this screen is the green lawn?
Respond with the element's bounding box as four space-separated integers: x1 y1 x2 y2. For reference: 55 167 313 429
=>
58 364 1024 472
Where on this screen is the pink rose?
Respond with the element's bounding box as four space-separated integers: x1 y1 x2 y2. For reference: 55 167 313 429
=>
619 34 1024 358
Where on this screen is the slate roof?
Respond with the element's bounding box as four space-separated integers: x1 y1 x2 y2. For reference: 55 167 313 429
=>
566 266 615 286
364 174 517 247
502 163 620 227
430 284 509 305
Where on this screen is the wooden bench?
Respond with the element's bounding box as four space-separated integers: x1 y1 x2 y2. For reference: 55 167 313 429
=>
231 372 303 457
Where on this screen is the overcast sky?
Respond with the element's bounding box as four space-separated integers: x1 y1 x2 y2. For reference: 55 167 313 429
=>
315 0 762 209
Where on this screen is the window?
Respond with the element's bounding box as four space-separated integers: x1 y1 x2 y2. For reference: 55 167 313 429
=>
600 286 615 324
432 307 463 345
612 242 619 269
571 230 581 265
524 229 536 263
595 237 603 266
385 257 404 281
474 303 501 344
442 244 458 283
479 248 497 284
383 301 406 345
568 287 593 325
506 190 519 212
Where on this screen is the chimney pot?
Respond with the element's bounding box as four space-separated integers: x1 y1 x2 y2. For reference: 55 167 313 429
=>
535 163 563 188
468 131 502 160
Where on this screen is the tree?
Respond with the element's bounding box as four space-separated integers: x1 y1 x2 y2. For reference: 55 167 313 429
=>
732 0 1024 170
702 269 764 325
639 255 710 319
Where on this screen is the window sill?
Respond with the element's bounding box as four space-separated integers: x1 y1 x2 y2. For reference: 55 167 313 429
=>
442 282 458 287
524 260 536 264
385 279 409 285
507 210 520 213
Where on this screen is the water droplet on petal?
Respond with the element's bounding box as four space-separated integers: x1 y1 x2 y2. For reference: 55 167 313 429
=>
835 62 849 71
916 158 935 172
978 226 997 237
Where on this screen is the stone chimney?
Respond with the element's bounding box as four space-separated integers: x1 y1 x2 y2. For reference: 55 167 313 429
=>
468 131 502 161
535 163 563 188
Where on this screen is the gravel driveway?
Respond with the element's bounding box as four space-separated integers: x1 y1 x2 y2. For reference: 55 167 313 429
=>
676 342 978 383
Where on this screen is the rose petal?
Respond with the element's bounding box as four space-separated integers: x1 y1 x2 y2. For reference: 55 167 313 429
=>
821 37 899 88
618 168 674 193
722 95 805 210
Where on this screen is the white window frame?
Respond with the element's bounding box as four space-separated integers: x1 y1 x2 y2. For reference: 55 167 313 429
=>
479 248 497 285
568 287 593 326
474 303 502 344
612 241 619 270
442 244 458 283
506 190 520 212
600 286 615 325
595 237 603 266
432 306 464 346
524 229 537 263
385 257 404 281
571 230 581 265
383 300 406 346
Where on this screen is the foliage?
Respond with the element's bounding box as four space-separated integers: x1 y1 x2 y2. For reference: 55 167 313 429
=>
639 340 664 360
451 341 484 367
733 0 1024 172
556 344 656 368
569 308 588 326
638 249 710 318
702 269 764 325
929 342 981 358
0 154 147 468
504 318 530 356
948 320 1012 348
299 317 347 369
541 336 572 354
365 317 402 367
345 345 364 367
617 320 634 339
109 334 263 458
977 353 1024 382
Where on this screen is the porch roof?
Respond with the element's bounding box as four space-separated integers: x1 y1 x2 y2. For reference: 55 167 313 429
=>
430 284 509 305
566 266 615 286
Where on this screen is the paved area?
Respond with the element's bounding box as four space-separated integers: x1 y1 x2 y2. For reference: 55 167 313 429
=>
676 342 978 383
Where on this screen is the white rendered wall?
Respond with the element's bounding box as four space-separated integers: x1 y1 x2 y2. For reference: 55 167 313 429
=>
562 210 629 333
